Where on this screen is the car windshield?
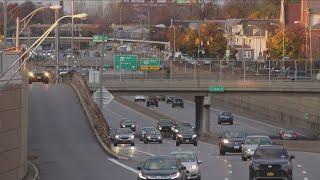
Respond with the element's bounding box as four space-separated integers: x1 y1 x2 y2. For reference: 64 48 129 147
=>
144 158 177 170
148 131 160 135
117 128 132 134
176 123 192 128
171 153 195 162
224 131 246 138
254 148 288 159
180 128 195 134
282 129 295 134
123 119 134 123
160 120 174 125
110 129 117 134
246 137 271 145
221 112 231 116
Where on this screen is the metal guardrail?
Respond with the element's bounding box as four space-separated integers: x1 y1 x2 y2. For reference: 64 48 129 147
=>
62 71 111 148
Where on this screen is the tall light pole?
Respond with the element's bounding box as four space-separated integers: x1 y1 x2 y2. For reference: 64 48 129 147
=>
3 0 8 49
294 21 312 74
270 22 285 75
54 9 59 83
248 24 262 74
71 0 74 54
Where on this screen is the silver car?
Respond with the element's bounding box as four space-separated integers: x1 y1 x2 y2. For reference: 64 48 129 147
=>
113 128 135 146
170 151 202 180
139 127 158 141
242 135 272 161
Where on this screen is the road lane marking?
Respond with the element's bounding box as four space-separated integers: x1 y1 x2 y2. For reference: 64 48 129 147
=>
108 158 139 174
304 178 308 180
224 160 228 162
228 171 232 174
137 150 155 156
216 156 220 159
224 178 229 180
302 171 307 174
297 164 302 168
228 164 232 168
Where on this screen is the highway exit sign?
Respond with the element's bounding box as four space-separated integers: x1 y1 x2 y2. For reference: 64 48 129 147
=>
114 55 137 70
208 86 224 92
92 35 109 42
140 58 160 70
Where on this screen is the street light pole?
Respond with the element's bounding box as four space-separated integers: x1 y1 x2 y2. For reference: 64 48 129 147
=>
99 33 105 110
55 9 59 83
4 0 8 49
71 0 74 54
309 26 312 75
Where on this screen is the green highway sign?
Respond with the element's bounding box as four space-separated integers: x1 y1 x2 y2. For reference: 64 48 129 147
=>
208 86 225 92
140 58 160 70
114 55 137 70
103 64 111 68
92 35 109 42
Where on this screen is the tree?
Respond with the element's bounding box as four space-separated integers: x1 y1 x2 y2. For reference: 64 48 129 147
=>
267 28 302 59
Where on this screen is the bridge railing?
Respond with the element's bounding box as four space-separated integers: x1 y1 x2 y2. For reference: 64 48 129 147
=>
62 71 111 148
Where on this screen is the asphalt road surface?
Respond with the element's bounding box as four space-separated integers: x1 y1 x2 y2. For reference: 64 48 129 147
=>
103 99 319 180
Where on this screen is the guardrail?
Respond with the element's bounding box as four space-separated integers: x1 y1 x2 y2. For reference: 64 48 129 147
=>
62 71 111 149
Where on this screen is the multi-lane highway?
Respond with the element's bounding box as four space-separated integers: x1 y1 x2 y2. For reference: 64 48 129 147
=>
28 83 319 179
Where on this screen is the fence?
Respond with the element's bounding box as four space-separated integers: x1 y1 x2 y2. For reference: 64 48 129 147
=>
61 71 111 149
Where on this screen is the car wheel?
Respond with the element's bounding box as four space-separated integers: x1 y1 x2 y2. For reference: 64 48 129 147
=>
219 149 225 155
140 138 143 141
193 142 198 146
45 81 49 84
114 143 117 146
159 140 162 144
242 155 247 161
173 135 176 140
144 140 147 144
181 105 184 108
176 141 180 146
28 80 32 84
156 104 158 107
134 100 137 102
218 121 221 125
172 105 175 108
143 100 145 102
147 104 149 107
230 121 233 125
131 143 135 146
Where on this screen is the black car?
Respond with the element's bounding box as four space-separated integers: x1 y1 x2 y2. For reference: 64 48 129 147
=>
172 123 194 140
249 145 294 180
143 130 163 144
147 96 159 107
217 112 233 125
137 155 186 180
219 129 247 155
156 95 165 101
176 127 198 146
109 128 117 142
166 96 176 103
172 98 184 108
157 119 175 133
120 119 136 131
28 67 50 84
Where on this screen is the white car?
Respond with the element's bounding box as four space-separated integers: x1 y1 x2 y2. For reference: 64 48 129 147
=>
134 95 145 102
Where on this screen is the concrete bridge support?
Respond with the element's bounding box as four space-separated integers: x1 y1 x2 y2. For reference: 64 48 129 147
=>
195 96 210 134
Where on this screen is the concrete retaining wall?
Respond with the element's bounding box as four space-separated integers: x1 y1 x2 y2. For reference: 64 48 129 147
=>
0 82 28 179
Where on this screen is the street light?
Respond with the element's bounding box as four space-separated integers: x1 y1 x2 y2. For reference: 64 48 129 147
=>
270 22 285 75
248 24 262 75
294 21 312 75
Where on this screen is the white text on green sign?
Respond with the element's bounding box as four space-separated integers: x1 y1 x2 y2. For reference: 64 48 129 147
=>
208 86 224 92
114 55 137 70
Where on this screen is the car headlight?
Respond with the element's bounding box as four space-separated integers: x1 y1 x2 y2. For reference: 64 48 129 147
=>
246 148 251 152
177 134 182 138
192 134 197 138
44 72 49 77
132 125 135 127
138 172 147 179
170 172 180 179
130 135 134 139
174 129 179 132
158 136 161 139
122 125 125 127
171 127 174 130
223 139 229 144
28 72 34 77
191 165 198 170
115 135 119 138
159 127 162 130
147 136 151 139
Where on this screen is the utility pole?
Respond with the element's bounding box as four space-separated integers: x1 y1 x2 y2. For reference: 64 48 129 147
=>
4 0 8 49
16 17 19 49
71 0 74 54
55 9 59 83
99 33 105 110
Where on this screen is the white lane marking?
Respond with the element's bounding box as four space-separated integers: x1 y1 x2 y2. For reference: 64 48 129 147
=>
302 171 307 174
216 156 220 159
108 158 139 174
304 178 308 180
224 178 229 180
228 171 232 174
224 160 228 162
297 164 302 168
137 150 155 156
228 164 232 168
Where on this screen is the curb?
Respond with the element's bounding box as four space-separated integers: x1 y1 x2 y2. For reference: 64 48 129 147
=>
28 160 39 180
68 82 127 160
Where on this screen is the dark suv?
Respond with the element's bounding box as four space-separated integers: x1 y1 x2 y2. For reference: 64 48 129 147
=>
249 145 294 180
157 119 175 133
219 129 246 155
172 98 184 108
28 67 50 84
146 96 159 107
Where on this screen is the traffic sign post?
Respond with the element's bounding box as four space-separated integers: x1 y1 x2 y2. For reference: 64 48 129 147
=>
144 60 149 80
92 35 109 42
114 55 138 70
139 58 160 70
208 86 225 92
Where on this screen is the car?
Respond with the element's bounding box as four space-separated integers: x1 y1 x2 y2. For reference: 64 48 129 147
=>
172 122 194 140
28 67 50 84
279 129 298 140
166 96 176 103
139 127 158 141
172 98 184 108
175 127 198 146
157 119 175 133
286 71 312 81
134 95 145 102
109 128 117 142
217 111 233 125
120 119 136 131
84 51 90 56
137 155 187 180
249 145 294 180
113 128 135 146
143 130 163 144
156 95 165 101
146 96 158 107
59 69 69 76
170 151 202 180
241 135 272 161
219 129 247 155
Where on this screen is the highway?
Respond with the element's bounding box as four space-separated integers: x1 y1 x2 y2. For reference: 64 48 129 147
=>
103 99 319 180
28 84 137 180
27 83 319 179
